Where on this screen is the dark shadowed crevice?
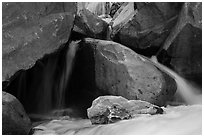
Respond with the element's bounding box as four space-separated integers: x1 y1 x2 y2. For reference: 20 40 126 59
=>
3 40 99 119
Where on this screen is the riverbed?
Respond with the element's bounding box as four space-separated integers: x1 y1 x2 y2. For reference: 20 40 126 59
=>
33 104 202 135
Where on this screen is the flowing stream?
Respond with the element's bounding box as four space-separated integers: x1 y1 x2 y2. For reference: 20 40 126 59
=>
150 56 202 105
32 55 202 135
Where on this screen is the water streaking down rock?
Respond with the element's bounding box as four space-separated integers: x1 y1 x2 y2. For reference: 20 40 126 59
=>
32 104 202 135
87 96 163 124
82 38 177 106
2 2 76 81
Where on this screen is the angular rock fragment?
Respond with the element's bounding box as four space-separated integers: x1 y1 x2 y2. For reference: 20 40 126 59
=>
110 2 180 56
73 9 109 39
87 96 163 124
109 2 124 18
2 2 76 81
81 38 177 106
110 2 135 36
2 91 31 135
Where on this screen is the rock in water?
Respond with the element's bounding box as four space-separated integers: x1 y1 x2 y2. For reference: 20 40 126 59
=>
87 96 163 124
73 9 109 39
2 91 31 135
2 2 76 81
82 38 177 106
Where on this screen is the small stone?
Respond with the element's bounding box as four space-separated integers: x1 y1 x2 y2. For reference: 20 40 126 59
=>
87 96 164 124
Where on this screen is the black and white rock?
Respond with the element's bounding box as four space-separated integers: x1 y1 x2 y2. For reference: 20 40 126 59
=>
2 2 76 81
73 9 109 39
87 96 163 124
2 91 31 135
80 38 177 106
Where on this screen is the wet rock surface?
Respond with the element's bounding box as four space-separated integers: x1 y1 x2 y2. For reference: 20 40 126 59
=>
2 2 76 81
87 96 163 124
2 2 202 135
73 9 109 39
167 24 202 83
110 2 181 56
82 38 177 106
2 91 31 135
157 2 202 85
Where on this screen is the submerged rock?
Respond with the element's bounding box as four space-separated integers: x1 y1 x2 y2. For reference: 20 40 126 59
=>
87 96 163 124
82 38 177 106
2 91 31 135
2 2 76 81
73 9 109 39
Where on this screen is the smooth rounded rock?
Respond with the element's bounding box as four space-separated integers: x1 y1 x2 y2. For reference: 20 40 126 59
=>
83 38 177 106
2 91 31 135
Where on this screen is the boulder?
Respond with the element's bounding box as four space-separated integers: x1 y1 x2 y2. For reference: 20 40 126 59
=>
82 38 177 106
2 91 31 135
87 96 163 124
73 9 109 39
109 2 124 18
110 2 135 37
167 24 202 84
2 2 76 81
110 2 180 56
157 2 202 85
154 2 183 20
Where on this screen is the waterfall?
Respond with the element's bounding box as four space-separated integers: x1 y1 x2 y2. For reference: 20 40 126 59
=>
56 41 79 109
150 56 202 105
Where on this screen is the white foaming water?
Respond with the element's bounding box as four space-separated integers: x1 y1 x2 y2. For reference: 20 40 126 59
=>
33 105 201 135
150 56 202 105
32 55 202 135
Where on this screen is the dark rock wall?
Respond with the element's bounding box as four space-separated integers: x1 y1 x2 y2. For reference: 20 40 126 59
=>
2 2 76 81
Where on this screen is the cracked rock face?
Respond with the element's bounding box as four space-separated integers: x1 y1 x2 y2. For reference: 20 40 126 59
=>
87 96 163 124
110 2 181 56
2 2 76 81
83 38 177 106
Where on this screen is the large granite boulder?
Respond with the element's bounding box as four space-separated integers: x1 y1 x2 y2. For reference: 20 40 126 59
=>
110 2 181 56
87 96 163 124
157 2 202 85
2 91 31 135
2 2 76 81
81 38 177 106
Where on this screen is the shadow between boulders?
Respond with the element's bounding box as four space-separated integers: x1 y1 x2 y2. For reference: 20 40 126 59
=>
3 40 103 119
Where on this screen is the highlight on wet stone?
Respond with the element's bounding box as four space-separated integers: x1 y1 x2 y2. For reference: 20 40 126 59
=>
2 2 202 135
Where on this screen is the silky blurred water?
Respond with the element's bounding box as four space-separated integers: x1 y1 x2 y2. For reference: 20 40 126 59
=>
150 56 202 105
32 49 202 135
33 104 202 135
